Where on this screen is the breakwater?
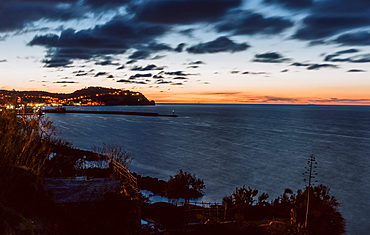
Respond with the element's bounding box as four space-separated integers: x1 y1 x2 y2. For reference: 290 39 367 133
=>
43 110 177 117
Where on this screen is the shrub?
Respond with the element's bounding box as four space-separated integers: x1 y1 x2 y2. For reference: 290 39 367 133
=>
166 169 205 203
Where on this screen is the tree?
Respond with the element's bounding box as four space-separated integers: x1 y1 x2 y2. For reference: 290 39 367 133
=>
294 184 345 235
0 109 62 175
0 108 63 206
258 192 269 204
294 155 345 234
92 144 137 197
223 185 259 207
166 169 205 203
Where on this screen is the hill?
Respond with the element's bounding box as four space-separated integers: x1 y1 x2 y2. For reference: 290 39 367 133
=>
0 87 155 106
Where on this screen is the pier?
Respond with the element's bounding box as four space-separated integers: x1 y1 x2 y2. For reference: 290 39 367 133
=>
43 109 178 117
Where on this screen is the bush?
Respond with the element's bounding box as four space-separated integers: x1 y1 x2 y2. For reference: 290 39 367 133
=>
166 169 205 203
0 109 62 202
294 184 345 235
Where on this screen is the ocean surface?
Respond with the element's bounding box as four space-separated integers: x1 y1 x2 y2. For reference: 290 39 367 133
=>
45 104 370 234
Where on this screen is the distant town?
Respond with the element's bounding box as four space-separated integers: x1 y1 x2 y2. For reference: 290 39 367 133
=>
0 87 155 108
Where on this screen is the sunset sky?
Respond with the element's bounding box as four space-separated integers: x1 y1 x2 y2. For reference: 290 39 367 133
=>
0 0 369 104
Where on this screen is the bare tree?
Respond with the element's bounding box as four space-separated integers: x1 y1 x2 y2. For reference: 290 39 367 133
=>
92 144 137 198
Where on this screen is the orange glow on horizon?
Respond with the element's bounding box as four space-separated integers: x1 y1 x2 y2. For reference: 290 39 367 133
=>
6 85 370 105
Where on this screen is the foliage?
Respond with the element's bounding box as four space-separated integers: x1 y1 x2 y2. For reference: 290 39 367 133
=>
92 143 133 170
92 144 137 197
0 109 62 175
223 185 259 207
294 184 345 235
166 169 205 202
0 109 63 204
258 192 269 204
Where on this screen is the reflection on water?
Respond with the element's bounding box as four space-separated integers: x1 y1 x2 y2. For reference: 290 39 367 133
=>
47 104 370 234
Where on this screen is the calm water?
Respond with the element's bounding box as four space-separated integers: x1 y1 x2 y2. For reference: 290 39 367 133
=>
46 104 370 234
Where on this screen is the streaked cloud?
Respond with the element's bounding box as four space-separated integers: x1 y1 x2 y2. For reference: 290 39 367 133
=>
187 37 249 54
253 52 291 63
216 10 293 35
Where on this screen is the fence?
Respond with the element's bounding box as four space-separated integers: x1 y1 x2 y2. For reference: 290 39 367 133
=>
171 201 227 223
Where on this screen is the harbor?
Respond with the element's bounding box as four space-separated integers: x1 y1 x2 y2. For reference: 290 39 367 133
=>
43 108 178 117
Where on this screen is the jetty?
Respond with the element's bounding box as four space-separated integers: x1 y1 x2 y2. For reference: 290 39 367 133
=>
43 109 177 117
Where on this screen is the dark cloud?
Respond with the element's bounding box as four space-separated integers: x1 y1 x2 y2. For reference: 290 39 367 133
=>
116 79 147 84
189 61 205 65
349 54 370 63
128 43 173 60
347 69 366 72
293 0 370 41
54 80 78 83
153 74 164 79
129 73 152 79
28 16 168 67
42 58 73 68
187 36 249 54
291 62 339 70
0 59 7 63
94 72 107 77
309 97 370 104
155 80 172 84
133 0 242 24
173 77 188 80
324 50 370 63
116 79 131 83
116 65 125 70
75 73 88 76
216 10 293 35
261 96 299 103
164 71 189 76
307 64 338 70
294 16 370 41
174 43 186 52
126 60 136 64
324 49 360 62
107 75 114 78
179 28 195 36
131 64 165 71
230 70 239 74
253 52 291 63
83 0 131 9
242 71 268 75
95 58 120 66
281 69 288 73
291 62 312 67
0 1 82 32
171 83 183 86
263 0 313 9
333 31 370 46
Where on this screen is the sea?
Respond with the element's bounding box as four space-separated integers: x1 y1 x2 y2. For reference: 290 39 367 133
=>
45 104 370 234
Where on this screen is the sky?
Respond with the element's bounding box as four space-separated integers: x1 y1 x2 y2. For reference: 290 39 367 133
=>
0 0 369 104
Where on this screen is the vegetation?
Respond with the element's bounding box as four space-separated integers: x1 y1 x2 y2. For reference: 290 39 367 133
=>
0 109 63 206
92 144 138 198
166 169 206 203
223 185 260 206
0 108 140 234
294 184 345 234
0 108 345 234
0 109 62 175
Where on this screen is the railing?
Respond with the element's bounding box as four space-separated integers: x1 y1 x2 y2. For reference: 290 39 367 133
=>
171 201 228 223
110 160 138 196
